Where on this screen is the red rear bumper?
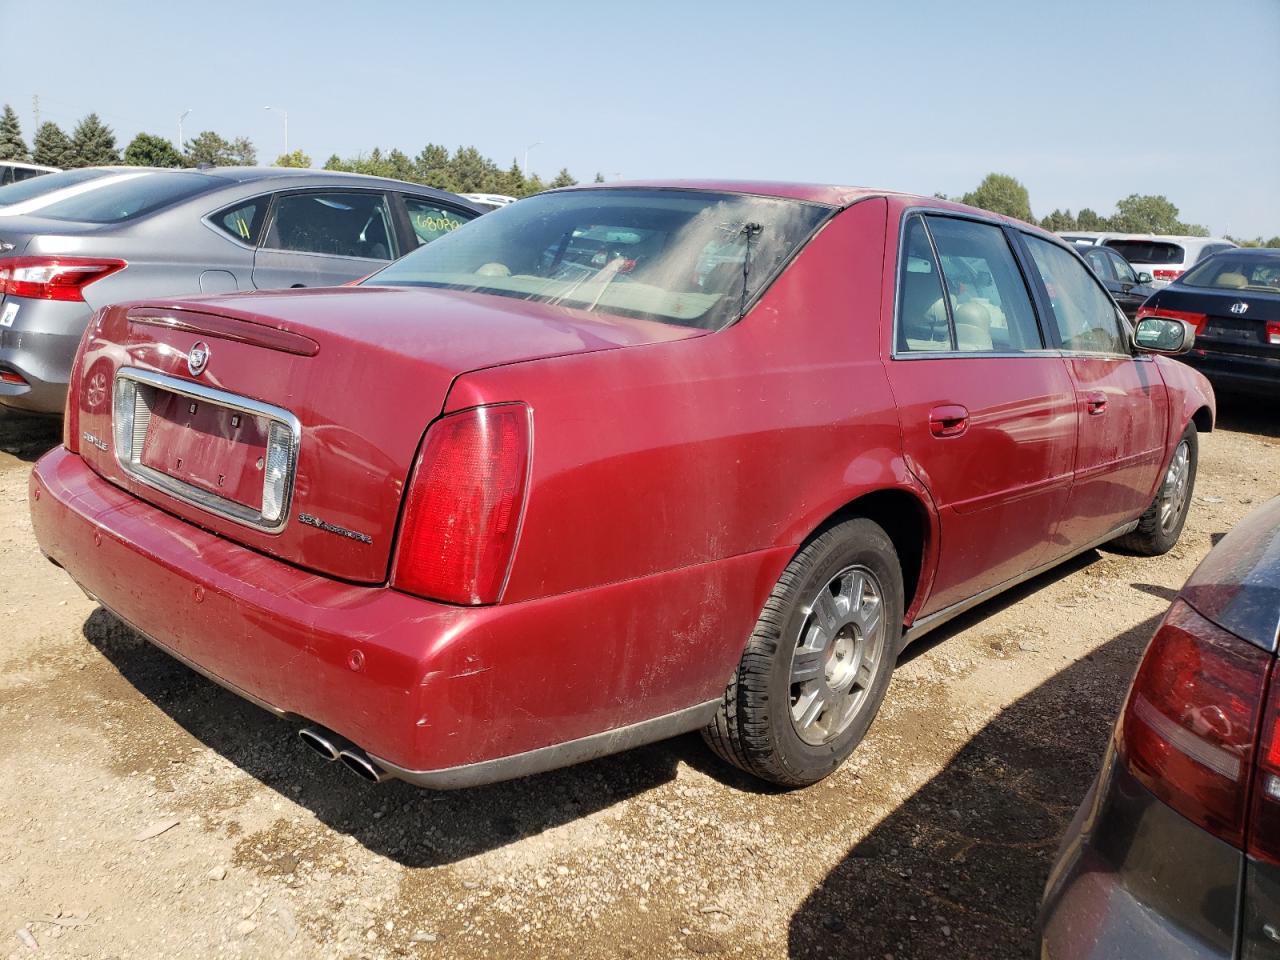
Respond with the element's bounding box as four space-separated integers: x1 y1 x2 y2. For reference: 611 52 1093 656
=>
30 447 779 785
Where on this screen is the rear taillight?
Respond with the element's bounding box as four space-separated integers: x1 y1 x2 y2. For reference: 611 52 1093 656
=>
1153 268 1183 281
391 404 531 606
1117 600 1271 847
1250 681 1280 863
0 256 125 302
0 368 26 385
1137 304 1208 333
1267 321 1280 347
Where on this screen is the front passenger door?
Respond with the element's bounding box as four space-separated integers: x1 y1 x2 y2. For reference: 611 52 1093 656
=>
252 190 399 289
1019 235 1169 550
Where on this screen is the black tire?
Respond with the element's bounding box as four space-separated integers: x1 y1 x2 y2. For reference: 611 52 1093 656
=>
703 517 904 787
1113 422 1198 556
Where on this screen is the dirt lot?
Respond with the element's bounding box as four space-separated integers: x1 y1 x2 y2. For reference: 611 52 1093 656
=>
2 403 1277 960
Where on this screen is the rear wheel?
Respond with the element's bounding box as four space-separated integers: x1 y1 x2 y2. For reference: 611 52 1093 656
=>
703 518 903 787
1113 423 1198 556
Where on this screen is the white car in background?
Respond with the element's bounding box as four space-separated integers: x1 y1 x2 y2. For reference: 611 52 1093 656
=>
0 160 58 186
459 192 517 212
1056 231 1237 288
1102 235 1237 287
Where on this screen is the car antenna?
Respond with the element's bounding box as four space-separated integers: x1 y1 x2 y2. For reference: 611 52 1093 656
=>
740 222 763 317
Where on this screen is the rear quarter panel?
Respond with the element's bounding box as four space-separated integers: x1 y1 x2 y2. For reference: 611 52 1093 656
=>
444 198 930 708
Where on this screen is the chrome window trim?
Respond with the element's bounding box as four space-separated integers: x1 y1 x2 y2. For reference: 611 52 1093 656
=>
111 367 302 534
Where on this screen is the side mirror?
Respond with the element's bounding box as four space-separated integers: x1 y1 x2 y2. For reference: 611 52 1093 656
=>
1137 272 1153 284
1133 316 1195 355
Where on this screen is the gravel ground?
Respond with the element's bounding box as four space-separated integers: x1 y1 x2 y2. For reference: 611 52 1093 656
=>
2 401 1277 960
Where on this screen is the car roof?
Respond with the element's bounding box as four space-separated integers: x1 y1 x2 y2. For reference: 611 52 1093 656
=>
561 179 1060 237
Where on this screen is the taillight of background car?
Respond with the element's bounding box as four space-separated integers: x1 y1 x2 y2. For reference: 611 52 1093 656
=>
1154 269 1184 282
1117 599 1275 851
0 257 125 302
391 403 531 606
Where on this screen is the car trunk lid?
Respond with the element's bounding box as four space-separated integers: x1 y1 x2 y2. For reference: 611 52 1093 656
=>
74 285 704 582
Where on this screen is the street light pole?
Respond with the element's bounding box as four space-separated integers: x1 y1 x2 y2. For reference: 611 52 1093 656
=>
524 140 542 174
177 109 191 150
265 106 288 156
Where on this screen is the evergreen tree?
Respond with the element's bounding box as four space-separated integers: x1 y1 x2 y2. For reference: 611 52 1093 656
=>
227 136 257 166
123 132 186 168
593 172 605 184
323 153 345 171
413 144 455 190
68 113 119 167
185 131 232 166
385 148 416 183
549 168 577 189
0 105 29 161
32 121 75 168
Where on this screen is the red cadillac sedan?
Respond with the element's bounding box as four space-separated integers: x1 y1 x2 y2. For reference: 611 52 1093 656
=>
29 182 1214 789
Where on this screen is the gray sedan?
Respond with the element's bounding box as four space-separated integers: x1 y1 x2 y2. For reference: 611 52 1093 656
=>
0 167 483 414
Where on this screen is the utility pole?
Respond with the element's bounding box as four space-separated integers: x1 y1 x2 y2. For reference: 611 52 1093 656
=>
265 106 288 156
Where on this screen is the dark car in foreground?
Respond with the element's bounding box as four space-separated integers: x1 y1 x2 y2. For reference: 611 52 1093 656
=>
1039 496 1280 959
1139 248 1280 397
1077 242 1159 318
30 182 1214 791
0 167 482 414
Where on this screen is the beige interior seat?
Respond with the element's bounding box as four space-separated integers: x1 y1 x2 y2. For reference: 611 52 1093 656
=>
1216 272 1248 289
954 300 994 351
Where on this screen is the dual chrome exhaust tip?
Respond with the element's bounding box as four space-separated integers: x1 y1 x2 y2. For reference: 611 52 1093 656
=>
298 726 390 784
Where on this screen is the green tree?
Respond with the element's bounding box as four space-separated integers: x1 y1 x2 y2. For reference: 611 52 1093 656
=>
549 168 576 189
185 130 232 166
123 132 186 167
413 143 455 190
960 173 1033 222
448 145 503 193
593 172 605 184
1040 209 1076 232
497 160 525 197
274 149 313 168
67 113 119 167
0 104 29 161
385 148 415 183
32 121 75 168
322 153 344 171
227 136 257 166
1076 208 1111 231
523 173 547 196
1110 194 1204 235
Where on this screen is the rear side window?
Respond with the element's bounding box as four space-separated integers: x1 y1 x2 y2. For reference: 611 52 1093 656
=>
1181 254 1280 292
896 215 1042 354
1105 240 1185 264
265 191 398 260
1023 235 1128 355
896 217 952 352
404 197 474 247
29 171 222 223
211 198 269 246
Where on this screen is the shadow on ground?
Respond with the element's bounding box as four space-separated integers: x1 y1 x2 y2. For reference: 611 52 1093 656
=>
1215 393 1280 440
787 607 1165 959
0 409 60 463
82 607 686 869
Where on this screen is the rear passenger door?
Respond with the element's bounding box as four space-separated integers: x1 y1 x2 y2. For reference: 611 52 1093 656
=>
1018 234 1169 549
885 213 1077 616
252 189 399 289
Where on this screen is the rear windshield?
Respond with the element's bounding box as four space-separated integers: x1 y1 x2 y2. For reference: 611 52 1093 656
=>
1180 253 1280 294
0 167 113 206
30 171 223 224
1104 240 1185 264
364 188 832 329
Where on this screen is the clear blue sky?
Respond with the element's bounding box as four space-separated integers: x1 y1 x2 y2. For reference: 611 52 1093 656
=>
1 0 1276 235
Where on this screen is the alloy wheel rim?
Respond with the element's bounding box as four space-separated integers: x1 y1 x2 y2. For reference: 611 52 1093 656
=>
789 565 886 746
1159 440 1191 535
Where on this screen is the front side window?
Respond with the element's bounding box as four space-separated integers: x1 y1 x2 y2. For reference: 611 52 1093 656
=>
404 197 474 247
1083 248 1115 281
1023 235 1128 355
364 188 831 330
28 171 222 224
1106 249 1139 284
265 191 398 260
